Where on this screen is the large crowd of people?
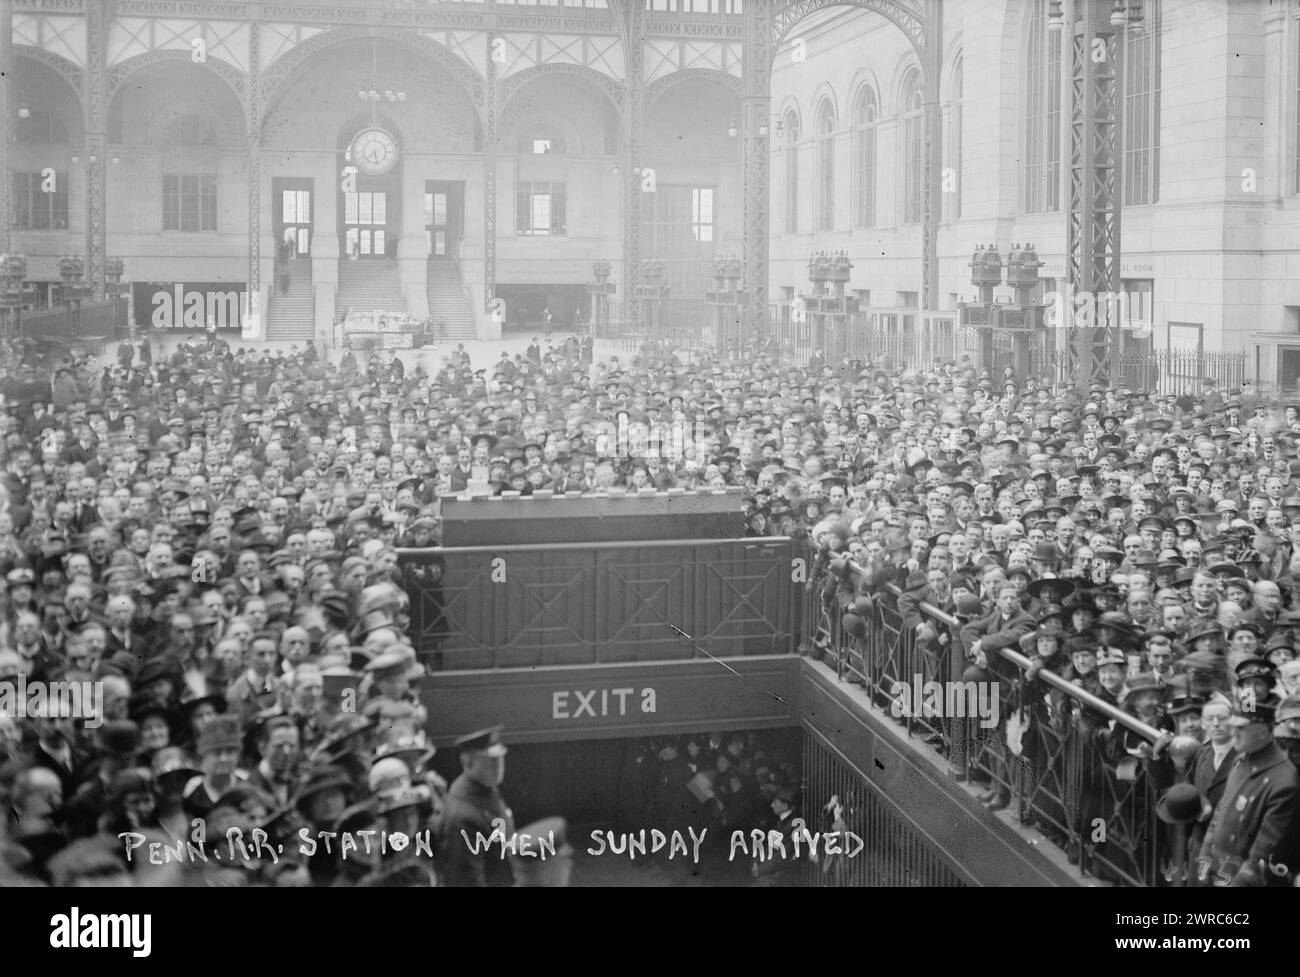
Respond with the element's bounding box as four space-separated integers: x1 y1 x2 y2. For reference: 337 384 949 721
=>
2 323 1298 887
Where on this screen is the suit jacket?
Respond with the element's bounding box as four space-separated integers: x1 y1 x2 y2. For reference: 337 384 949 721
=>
1191 741 1236 811
960 605 1036 690
1200 742 1300 886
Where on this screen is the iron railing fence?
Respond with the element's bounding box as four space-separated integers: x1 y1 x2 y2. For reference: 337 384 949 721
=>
807 555 1172 886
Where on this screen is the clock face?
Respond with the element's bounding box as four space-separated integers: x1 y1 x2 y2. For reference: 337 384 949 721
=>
351 128 398 176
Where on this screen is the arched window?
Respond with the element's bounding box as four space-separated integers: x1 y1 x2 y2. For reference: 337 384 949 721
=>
944 54 963 221
900 69 923 224
1023 0 1061 213
1122 0 1160 205
853 86 877 228
817 100 836 232
783 110 800 234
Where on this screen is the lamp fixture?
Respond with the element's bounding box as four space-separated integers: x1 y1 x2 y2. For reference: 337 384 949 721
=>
70 152 79 163
17 103 30 120
1127 0 1145 33
727 117 738 137
358 43 405 110
758 120 769 137
1110 0 1127 28
1047 0 1064 31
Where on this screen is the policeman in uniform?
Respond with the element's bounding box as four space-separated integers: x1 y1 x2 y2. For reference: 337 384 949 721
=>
437 725 516 886
1197 695 1300 886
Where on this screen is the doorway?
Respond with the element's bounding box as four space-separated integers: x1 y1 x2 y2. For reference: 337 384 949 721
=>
424 181 464 259
343 190 389 258
1281 348 1300 394
273 179 312 256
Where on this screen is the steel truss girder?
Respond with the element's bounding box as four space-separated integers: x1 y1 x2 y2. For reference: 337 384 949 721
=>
1066 0 1123 388
742 0 773 340
83 0 108 300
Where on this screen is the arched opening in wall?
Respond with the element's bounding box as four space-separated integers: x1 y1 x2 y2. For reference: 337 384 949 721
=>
497 71 621 332
9 56 84 309
642 77 742 339
107 62 244 237
261 38 480 265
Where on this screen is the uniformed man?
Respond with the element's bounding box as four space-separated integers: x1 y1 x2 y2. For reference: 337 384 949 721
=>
437 725 516 886
1197 696 1300 886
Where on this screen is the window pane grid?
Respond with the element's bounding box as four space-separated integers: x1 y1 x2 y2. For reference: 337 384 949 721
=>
517 182 566 235
1123 0 1160 206
162 173 217 231
11 171 69 229
1024 0 1061 214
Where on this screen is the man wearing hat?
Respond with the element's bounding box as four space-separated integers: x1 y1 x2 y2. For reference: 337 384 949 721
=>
1196 696 1300 886
438 725 516 887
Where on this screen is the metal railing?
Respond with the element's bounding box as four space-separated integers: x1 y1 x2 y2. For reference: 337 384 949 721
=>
1028 346 1249 397
808 555 1172 886
399 536 803 671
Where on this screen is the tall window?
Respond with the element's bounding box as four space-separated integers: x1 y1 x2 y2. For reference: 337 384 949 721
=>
516 181 566 235
11 172 69 229
944 54 963 221
900 70 923 224
162 174 217 232
783 110 800 234
853 87 877 228
1122 0 1160 205
816 100 836 232
691 187 714 242
1024 0 1062 213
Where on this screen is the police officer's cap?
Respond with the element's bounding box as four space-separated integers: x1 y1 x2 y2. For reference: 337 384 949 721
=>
455 724 507 757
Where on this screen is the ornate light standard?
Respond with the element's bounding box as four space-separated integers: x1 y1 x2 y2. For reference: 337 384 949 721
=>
588 258 615 339
637 258 668 340
958 243 1045 381
57 255 91 338
706 255 746 354
802 251 858 360
0 254 27 340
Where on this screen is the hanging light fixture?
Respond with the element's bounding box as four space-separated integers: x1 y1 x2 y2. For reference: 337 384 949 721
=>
758 120 769 137
727 117 738 137
17 102 30 120
1109 0 1127 28
775 116 784 138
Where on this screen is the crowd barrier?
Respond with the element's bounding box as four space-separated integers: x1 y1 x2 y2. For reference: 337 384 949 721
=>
808 555 1174 887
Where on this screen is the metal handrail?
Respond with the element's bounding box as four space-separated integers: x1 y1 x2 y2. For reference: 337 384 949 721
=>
836 556 1163 745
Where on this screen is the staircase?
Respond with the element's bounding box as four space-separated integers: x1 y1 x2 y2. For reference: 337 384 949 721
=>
335 259 406 321
266 258 314 341
425 259 479 342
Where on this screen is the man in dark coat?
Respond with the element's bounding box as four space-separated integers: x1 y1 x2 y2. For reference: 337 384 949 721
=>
437 726 516 887
1198 697 1300 886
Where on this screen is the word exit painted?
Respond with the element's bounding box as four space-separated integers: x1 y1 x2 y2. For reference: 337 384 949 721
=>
552 687 657 720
